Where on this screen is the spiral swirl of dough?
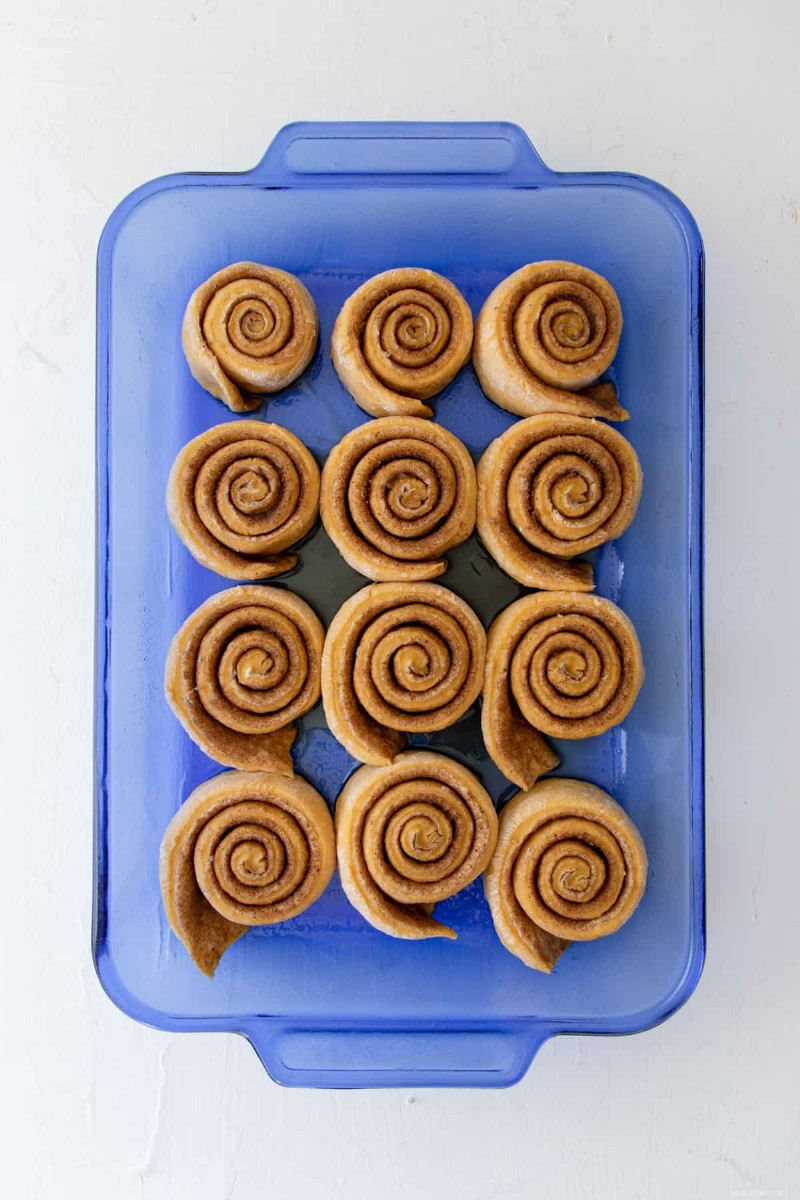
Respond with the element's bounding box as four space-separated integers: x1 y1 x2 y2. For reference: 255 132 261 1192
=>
167 421 320 579
182 262 318 411
335 751 498 939
484 779 647 971
473 261 625 420
477 413 642 590
331 268 473 418
482 592 644 788
322 582 486 765
165 585 324 776
160 770 335 975
320 417 477 581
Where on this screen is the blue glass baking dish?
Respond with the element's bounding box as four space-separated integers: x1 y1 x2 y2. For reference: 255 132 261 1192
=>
94 121 704 1089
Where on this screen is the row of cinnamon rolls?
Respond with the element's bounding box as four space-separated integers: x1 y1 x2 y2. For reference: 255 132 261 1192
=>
162 757 646 979
168 414 641 592
165 582 643 791
183 260 625 422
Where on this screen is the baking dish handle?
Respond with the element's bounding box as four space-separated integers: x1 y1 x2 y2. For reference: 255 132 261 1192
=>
253 121 553 186
243 1021 552 1089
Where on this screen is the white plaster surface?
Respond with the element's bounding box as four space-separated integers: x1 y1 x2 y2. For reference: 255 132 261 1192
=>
1 0 798 1195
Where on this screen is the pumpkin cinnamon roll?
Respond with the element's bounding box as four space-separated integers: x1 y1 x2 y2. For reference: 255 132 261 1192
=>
160 770 335 975
167 421 320 580
474 262 625 420
482 592 643 788
484 778 647 971
182 263 318 411
322 582 486 764
336 752 498 939
331 268 473 418
165 586 324 776
477 414 642 590
320 417 477 581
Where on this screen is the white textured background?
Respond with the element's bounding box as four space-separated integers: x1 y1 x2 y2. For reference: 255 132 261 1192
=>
2 0 798 1196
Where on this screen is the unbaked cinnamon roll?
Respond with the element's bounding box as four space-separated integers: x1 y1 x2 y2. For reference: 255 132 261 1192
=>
320 417 476 581
165 586 324 775
484 778 647 971
322 582 486 764
182 263 318 411
482 592 643 788
477 414 642 590
336 752 498 939
331 268 473 418
474 262 625 420
160 770 335 975
167 421 320 580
